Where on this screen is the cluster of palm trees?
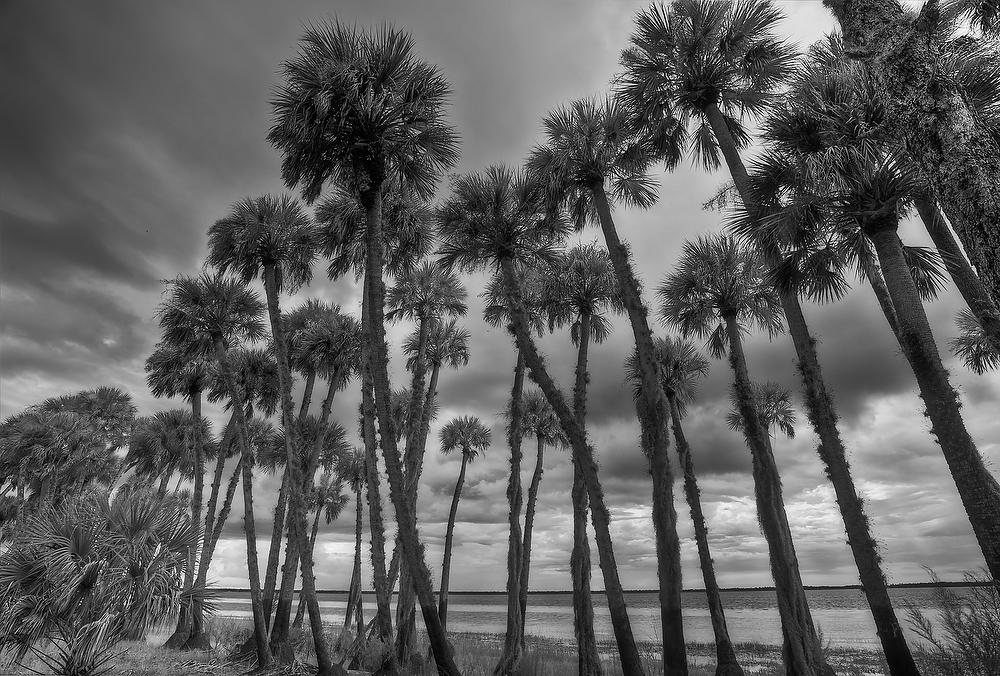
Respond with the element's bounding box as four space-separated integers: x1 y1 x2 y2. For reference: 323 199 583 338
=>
3 1 999 675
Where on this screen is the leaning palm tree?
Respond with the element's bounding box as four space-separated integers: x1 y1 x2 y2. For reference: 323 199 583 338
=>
620 7 920 673
629 336 745 676
659 235 833 675
155 272 272 669
437 416 491 631
206 193 330 666
527 97 686 674
438 164 646 676
410 318 472 463
542 243 621 675
271 24 460 670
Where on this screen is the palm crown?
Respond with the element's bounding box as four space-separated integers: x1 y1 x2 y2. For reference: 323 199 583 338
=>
626 335 710 414
725 381 796 438
517 390 567 447
206 347 279 418
439 416 491 461
658 234 783 357
482 273 547 337
387 261 468 323
156 273 267 354
543 242 623 345
292 310 362 384
145 343 213 401
407 319 471 371
268 21 459 203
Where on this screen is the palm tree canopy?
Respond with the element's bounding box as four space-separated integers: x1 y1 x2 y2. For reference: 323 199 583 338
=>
407 318 471 371
387 260 468 323
625 335 710 414
268 20 459 203
336 447 367 494
526 97 659 228
310 470 350 524
145 343 213 401
292 309 362 384
126 409 212 482
156 273 267 355
482 272 547 337
543 242 623 345
207 194 321 294
317 183 437 281
439 416 491 461
515 390 567 447
658 234 783 357
437 164 570 274
618 0 797 169
725 380 797 438
950 308 1000 374
206 347 280 418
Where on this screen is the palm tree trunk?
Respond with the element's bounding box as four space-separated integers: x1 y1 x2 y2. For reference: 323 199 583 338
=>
723 314 831 676
495 348 527 675
914 194 1000 354
439 452 469 631
262 469 290 627
590 182 686 674
299 368 317 421
212 335 272 669
202 412 237 556
827 0 1000 306
202 457 243 581
867 223 1000 580
499 258 646 676
571 313 602 676
705 100 919 676
294 504 325 630
262 263 333 674
363 186 459 676
360 282 395 656
344 489 365 634
157 471 171 498
668 398 743 676
183 389 213 649
517 436 545 644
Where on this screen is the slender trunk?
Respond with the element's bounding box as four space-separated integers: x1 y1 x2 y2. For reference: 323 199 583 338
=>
571 315 602 676
183 390 212 649
361 280 395 657
590 184 685 674
439 452 469 631
724 315 831 676
914 195 1000 354
867 223 1000 580
344 489 365 634
203 457 243 577
294 504 325 630
827 0 1000 306
157 471 171 498
418 364 442 458
262 469 290 627
362 186 459 676
212 336 271 669
706 101 919 676
262 263 333 673
518 436 545 644
668 398 743 676
202 412 237 557
494 349 527 675
499 258 646 676
299 368 317 421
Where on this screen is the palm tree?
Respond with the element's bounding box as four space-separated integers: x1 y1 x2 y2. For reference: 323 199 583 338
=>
726 381 797 439
438 164 646 676
629 336 745 676
126 410 203 499
952 309 1000 375
410 319 472 462
659 235 832 675
206 193 332 666
293 471 350 630
155 272 272 669
286 298 339 419
542 243 621 675
270 21 460 673
337 448 368 638
437 416 491 631
527 97 686 674
620 8 922 673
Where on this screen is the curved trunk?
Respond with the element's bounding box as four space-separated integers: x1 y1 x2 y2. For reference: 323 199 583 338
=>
262 263 333 673
500 258 646 676
590 184 685 674
262 469 290 626
363 187 460 676
439 452 469 631
668 398 743 676
867 224 1000 580
828 0 1000 307
517 436 546 642
724 315 831 676
915 195 1000 354
212 336 272 669
571 314 602 676
705 101 919 676
494 348 527 675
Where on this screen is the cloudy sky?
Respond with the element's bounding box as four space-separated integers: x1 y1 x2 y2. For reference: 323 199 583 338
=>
2 0 998 594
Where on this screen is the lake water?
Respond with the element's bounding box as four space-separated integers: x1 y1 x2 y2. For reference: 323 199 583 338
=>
212 586 962 650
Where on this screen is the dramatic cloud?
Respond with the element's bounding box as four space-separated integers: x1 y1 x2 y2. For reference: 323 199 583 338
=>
2 0 997 595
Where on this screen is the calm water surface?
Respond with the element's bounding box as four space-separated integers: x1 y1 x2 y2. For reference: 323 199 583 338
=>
213 587 961 649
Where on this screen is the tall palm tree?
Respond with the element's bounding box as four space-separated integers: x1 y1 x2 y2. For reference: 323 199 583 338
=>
410 319 472 462
629 336 746 676
206 193 332 667
659 235 832 676
155 273 272 669
337 448 368 638
542 243 621 675
620 8 920 673
437 416 490 631
438 164 646 676
387 261 468 661
270 21 460 673
527 97 687 674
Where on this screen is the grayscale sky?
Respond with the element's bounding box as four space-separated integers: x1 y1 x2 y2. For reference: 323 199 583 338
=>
2 0 997 591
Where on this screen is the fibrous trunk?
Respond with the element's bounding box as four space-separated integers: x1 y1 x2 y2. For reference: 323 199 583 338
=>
517 436 545 643
439 453 468 631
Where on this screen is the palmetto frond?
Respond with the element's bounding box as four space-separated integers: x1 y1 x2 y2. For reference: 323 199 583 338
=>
336 447 367 494
439 416 491 461
543 242 623 346
726 381 797 438
156 273 267 355
511 390 567 447
387 260 468 323
950 308 1000 374
481 272 547 336
408 319 471 370
289 305 362 383
206 347 279 417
